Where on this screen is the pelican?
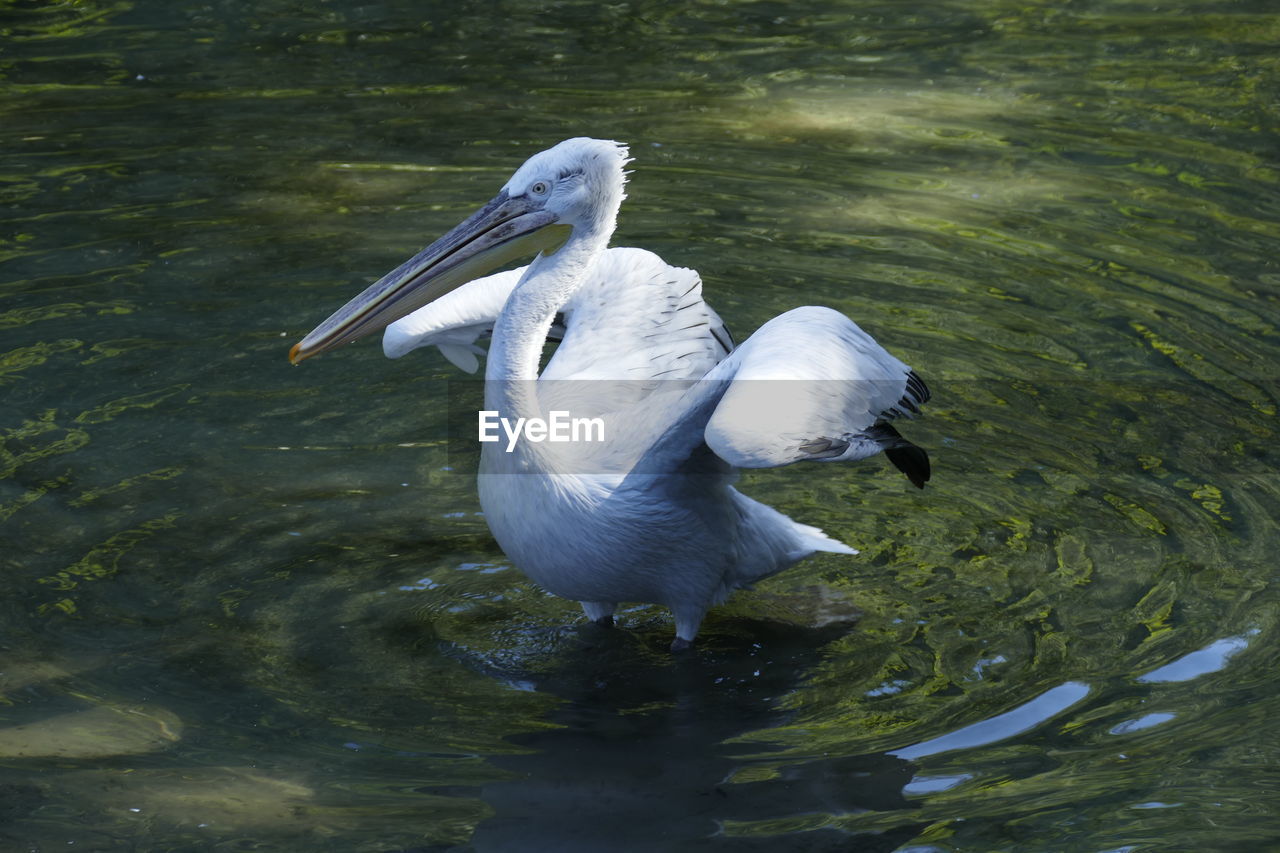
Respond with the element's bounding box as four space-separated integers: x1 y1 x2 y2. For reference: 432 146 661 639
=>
291 138 930 650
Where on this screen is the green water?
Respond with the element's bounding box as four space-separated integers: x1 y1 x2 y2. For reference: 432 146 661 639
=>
3 0 1278 850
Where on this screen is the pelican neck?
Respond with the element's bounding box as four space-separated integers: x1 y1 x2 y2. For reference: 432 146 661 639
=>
485 228 608 387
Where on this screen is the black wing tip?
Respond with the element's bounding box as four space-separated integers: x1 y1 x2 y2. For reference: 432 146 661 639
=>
867 422 931 489
886 444 931 489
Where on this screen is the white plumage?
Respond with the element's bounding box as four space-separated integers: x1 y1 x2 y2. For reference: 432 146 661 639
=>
293 138 930 650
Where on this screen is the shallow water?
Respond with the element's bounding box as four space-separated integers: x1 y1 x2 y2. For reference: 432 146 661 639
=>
3 0 1279 850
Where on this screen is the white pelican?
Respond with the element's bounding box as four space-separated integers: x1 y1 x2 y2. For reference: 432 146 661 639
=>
291 138 930 650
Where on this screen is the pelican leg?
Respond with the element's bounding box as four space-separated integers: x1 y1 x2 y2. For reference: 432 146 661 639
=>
670 606 707 652
580 601 616 628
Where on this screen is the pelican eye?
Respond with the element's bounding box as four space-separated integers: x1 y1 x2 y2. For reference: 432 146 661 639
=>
530 180 550 196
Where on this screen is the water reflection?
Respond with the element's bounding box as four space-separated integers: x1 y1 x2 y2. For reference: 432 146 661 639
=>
465 625 925 852
890 681 1090 760
1135 632 1256 684
902 774 972 796
1108 713 1175 736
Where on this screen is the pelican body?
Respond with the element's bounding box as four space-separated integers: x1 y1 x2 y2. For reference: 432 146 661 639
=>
292 139 930 650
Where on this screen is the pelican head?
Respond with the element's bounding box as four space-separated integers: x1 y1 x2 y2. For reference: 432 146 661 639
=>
290 137 630 364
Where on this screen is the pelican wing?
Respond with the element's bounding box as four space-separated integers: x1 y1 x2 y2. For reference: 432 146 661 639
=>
629 306 929 486
542 247 733 382
702 306 929 484
382 266 527 372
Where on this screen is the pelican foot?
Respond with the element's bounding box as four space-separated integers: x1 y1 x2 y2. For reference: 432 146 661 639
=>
593 614 615 628
670 636 694 653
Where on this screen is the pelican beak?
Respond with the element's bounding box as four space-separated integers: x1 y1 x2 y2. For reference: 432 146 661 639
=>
289 190 572 364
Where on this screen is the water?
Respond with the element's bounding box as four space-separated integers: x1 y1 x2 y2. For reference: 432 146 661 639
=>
2 0 1278 849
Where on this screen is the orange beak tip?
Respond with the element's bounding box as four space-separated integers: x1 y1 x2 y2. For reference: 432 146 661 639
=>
288 341 304 365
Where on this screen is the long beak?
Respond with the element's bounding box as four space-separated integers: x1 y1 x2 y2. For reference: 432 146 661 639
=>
289 189 571 364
